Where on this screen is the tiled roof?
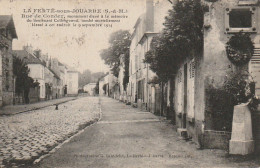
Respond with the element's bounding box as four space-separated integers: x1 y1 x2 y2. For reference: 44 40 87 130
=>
0 15 18 38
13 50 44 65
67 66 78 72
14 50 61 80
48 67 60 80
58 62 64 66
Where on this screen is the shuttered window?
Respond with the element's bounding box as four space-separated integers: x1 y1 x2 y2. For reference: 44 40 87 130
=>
189 60 195 79
250 46 260 97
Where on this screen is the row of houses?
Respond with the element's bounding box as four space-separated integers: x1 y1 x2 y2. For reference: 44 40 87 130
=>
99 0 260 153
0 15 79 106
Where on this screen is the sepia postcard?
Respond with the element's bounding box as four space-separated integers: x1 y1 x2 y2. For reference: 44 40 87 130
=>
0 0 260 167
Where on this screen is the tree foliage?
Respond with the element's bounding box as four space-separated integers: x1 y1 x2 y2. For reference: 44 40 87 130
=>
13 56 39 103
78 70 105 88
144 0 207 82
206 70 258 131
123 54 129 91
100 30 131 78
94 80 99 95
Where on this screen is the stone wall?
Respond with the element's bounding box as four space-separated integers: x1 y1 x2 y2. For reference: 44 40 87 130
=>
202 130 231 150
1 31 14 106
203 0 260 130
2 91 13 105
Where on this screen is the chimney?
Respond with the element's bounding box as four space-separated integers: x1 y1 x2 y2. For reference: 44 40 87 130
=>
34 49 41 58
145 0 154 32
23 44 33 54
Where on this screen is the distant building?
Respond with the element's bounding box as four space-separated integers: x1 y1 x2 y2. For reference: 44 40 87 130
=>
66 68 78 95
129 0 171 111
0 15 18 106
98 75 107 96
57 61 68 97
13 49 46 100
118 54 126 101
83 83 96 96
98 71 117 97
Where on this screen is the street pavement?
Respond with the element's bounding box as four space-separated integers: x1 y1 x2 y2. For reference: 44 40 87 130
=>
0 97 100 167
33 97 260 168
0 97 77 116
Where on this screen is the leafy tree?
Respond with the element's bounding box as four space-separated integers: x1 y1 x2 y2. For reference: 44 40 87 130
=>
78 70 105 88
78 69 92 88
103 84 107 94
13 56 39 103
100 30 131 79
144 0 207 82
94 80 99 95
92 72 106 83
123 54 129 91
144 34 178 82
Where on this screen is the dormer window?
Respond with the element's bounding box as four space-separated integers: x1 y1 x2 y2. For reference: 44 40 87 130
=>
225 7 257 33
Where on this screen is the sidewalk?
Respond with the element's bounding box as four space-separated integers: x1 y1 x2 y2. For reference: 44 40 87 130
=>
0 97 77 116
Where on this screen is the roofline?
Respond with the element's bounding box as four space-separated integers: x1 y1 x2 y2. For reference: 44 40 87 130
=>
139 32 158 44
67 70 78 73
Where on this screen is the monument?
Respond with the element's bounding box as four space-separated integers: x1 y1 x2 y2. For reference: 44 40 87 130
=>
229 104 254 155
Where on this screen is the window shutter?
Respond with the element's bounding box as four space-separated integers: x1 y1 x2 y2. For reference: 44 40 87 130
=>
189 60 195 79
250 46 260 97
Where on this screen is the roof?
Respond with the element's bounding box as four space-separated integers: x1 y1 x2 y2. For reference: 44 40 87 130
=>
0 15 18 38
13 50 44 65
67 66 78 73
139 32 158 44
14 50 61 79
48 67 60 80
86 83 97 85
58 61 64 66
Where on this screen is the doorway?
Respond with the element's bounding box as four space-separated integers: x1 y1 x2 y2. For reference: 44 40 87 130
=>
183 63 188 128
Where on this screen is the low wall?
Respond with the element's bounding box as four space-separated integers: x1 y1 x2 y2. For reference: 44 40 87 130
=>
29 87 40 103
2 91 13 105
202 130 231 150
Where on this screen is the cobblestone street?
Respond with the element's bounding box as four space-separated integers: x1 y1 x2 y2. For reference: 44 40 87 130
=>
0 97 100 167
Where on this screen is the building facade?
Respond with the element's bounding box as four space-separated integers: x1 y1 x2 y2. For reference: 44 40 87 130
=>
66 68 79 95
118 54 127 101
173 0 260 149
128 0 171 111
13 49 46 100
83 83 96 96
0 15 17 106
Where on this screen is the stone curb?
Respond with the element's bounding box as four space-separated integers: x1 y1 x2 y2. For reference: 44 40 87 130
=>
0 98 77 116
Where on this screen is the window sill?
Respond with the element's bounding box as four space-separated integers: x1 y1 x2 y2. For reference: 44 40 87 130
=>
225 28 257 34
177 113 182 118
187 116 195 123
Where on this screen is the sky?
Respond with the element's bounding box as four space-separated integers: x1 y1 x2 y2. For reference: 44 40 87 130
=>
0 0 146 73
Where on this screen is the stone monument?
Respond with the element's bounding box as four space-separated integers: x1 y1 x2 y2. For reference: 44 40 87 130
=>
229 104 254 155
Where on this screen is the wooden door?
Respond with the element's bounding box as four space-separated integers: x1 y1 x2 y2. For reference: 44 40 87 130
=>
187 59 195 119
250 44 260 152
183 63 188 128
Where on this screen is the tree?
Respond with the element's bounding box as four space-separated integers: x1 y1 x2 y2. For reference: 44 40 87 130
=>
144 0 207 82
100 30 131 79
103 84 107 94
13 56 38 103
144 0 207 121
78 70 105 88
78 69 92 88
94 80 99 95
